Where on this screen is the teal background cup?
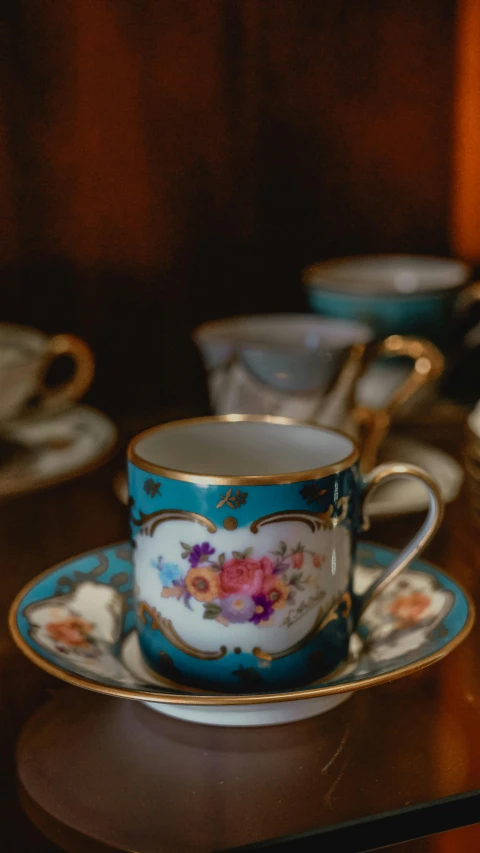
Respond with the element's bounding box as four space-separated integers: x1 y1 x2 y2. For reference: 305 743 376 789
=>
303 255 472 352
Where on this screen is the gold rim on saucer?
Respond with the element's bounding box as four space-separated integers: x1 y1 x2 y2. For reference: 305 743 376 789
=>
8 542 475 707
0 405 118 503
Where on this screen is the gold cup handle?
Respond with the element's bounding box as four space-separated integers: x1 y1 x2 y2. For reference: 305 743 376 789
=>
36 334 95 411
355 463 444 616
351 335 445 474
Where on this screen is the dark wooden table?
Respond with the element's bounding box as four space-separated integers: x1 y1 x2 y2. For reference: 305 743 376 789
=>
1 418 480 852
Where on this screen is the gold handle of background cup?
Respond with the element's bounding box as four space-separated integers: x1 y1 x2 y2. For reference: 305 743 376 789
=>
351 335 445 474
36 334 95 410
353 462 444 618
455 281 480 315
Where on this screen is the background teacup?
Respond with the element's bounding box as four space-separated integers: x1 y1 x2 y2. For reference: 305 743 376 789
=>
0 323 95 427
193 314 444 470
302 254 479 353
128 416 443 692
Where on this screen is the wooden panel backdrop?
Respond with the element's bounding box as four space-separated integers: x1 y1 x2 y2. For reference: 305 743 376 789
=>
0 0 456 414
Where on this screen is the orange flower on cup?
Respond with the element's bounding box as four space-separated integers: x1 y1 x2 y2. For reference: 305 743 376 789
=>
263 575 290 610
185 567 220 602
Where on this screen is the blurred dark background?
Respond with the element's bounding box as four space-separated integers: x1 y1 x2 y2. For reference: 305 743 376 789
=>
0 1 462 415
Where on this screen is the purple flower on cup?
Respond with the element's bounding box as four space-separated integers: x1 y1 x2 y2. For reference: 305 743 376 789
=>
250 594 275 624
221 594 256 623
188 542 215 568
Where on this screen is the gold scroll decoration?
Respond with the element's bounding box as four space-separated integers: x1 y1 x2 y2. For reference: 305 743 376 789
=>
131 509 216 537
250 496 349 534
138 602 227 660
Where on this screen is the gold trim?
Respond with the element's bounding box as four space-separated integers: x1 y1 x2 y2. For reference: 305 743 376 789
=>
132 509 216 536
250 497 349 533
250 508 332 533
138 602 227 660
8 541 475 707
127 415 359 485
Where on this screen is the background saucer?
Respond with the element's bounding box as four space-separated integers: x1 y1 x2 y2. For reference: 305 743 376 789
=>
373 436 463 516
0 405 117 501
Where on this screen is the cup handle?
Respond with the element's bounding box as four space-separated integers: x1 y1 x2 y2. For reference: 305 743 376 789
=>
351 335 445 473
35 334 95 411
353 462 444 618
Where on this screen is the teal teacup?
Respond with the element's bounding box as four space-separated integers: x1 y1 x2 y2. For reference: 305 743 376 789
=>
128 416 442 692
303 255 475 352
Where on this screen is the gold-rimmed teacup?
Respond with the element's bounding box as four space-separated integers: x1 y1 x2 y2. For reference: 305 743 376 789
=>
193 314 444 472
128 415 443 692
0 323 94 427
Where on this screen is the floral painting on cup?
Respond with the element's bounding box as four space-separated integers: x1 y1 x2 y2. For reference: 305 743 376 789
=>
153 538 326 628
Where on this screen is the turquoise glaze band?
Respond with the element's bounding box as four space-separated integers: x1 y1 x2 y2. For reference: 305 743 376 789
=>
306 288 456 351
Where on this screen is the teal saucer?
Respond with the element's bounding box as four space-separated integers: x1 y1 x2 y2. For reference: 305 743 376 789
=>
9 542 474 727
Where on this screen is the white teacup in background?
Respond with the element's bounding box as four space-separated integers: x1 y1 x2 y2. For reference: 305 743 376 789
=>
193 314 444 470
194 315 371 429
0 323 95 427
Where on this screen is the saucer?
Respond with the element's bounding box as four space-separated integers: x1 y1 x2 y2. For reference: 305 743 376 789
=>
113 435 463 519
374 436 463 516
0 405 117 501
9 541 473 727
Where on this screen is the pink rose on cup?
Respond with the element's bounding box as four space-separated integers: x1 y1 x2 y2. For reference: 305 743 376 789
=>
219 556 273 598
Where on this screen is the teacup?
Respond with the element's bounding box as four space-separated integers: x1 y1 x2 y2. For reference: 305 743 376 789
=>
193 314 444 470
303 254 478 352
128 416 442 692
0 323 94 426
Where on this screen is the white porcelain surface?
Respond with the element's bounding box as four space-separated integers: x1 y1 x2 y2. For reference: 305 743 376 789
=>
142 693 351 726
0 325 47 422
204 360 362 432
355 362 431 412
134 513 352 661
135 415 355 476
371 437 463 516
194 314 373 430
194 314 372 364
